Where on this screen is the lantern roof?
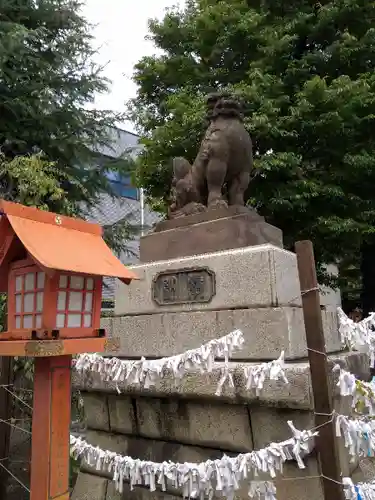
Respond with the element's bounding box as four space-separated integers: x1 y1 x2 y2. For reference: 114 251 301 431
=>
0 200 138 286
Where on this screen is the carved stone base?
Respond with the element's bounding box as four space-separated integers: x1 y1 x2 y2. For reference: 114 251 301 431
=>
168 201 206 219
140 207 283 263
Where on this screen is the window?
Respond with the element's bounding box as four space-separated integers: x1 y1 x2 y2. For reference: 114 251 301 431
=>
56 275 95 328
14 271 45 329
106 172 139 200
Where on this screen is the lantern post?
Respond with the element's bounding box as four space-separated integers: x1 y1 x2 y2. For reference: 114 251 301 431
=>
0 200 137 500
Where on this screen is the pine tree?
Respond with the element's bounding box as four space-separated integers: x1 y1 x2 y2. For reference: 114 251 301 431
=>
0 0 122 212
130 0 375 293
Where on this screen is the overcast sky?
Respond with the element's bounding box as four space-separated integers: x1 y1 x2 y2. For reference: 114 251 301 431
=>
81 0 184 131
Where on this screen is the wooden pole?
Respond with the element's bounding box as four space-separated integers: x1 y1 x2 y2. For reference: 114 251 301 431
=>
295 240 344 500
30 355 71 500
0 357 12 500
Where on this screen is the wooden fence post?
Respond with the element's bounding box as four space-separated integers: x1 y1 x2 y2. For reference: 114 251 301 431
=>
295 240 345 500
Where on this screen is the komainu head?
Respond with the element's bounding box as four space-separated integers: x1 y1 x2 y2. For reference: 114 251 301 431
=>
205 92 244 121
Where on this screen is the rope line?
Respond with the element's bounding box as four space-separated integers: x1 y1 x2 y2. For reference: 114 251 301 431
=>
0 461 30 492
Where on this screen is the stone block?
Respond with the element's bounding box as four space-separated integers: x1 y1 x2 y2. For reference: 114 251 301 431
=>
249 407 314 450
107 482 179 500
250 457 322 500
74 352 369 411
320 264 341 310
125 434 220 465
357 458 375 481
81 431 129 476
105 483 123 500
83 429 221 465
100 317 113 337
72 472 108 500
108 307 341 361
250 403 357 481
135 398 252 451
321 308 341 353
81 393 109 431
107 474 322 500
332 350 370 382
108 395 136 434
274 474 323 500
250 403 357 480
110 309 233 359
74 358 314 409
232 307 340 359
102 435 228 499
115 245 302 316
77 435 323 500
140 208 283 262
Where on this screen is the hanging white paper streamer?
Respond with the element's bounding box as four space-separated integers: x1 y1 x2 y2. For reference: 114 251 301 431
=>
215 351 288 396
74 331 289 396
287 473 375 499
70 421 315 498
343 477 375 500
74 329 243 389
337 307 375 364
243 352 288 395
343 478 357 500
248 481 277 499
333 364 375 416
336 413 375 461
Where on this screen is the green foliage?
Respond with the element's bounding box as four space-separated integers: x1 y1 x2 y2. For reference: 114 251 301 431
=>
130 0 375 272
0 152 77 213
0 4 137 478
103 218 140 259
0 151 75 341
2 153 67 379
0 0 123 211
0 0 141 255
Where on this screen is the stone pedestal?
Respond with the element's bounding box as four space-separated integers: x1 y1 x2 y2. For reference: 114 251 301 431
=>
140 207 283 262
111 244 341 361
72 216 370 500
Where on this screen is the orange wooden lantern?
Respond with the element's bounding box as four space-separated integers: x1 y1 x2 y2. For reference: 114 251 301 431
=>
7 260 102 335
0 200 138 500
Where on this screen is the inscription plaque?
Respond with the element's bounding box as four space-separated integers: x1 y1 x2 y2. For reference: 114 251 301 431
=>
152 267 215 305
25 340 64 357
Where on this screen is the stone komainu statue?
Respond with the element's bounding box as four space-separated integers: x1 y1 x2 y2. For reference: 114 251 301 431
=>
169 93 254 218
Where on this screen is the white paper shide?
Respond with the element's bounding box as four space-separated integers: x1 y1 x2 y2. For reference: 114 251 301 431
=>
74 330 289 396
70 421 315 499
